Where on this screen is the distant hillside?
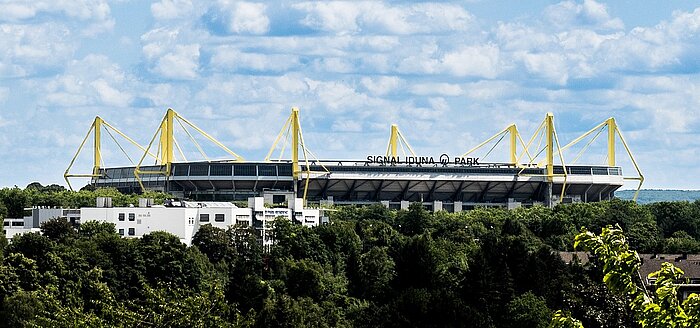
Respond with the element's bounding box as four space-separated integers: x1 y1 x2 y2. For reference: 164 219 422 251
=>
616 189 700 204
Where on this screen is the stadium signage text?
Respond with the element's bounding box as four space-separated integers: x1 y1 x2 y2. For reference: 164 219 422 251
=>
366 153 480 166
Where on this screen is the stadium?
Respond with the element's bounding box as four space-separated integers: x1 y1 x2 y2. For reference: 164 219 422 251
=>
65 108 644 210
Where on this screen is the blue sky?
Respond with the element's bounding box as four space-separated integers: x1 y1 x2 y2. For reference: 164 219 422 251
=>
1 0 699 190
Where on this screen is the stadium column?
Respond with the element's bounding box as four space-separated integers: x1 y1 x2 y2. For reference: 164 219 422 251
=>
93 116 102 176
508 124 517 165
292 107 300 181
390 124 398 158
545 113 554 207
607 117 616 167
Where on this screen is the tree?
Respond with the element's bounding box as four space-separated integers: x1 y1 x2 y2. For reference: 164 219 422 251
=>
139 231 203 289
192 224 230 263
78 220 117 238
551 226 700 328
505 292 551 328
0 187 28 218
40 217 77 243
355 246 395 301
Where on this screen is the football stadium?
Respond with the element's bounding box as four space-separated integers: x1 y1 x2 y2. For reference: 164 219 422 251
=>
65 108 644 211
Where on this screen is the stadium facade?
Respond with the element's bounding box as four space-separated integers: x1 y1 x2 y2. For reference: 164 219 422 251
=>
66 108 643 211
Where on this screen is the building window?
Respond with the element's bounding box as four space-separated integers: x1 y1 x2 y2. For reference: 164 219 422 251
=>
128 213 135 221
2 221 8 226
128 228 135 236
118 213 125 221
215 214 225 222
236 220 249 226
118 229 124 236
11 221 24 227
199 214 209 222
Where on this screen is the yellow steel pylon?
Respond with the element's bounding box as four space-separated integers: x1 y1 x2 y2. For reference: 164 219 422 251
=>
134 108 244 191
64 116 157 190
385 124 416 158
463 123 533 166
560 117 644 201
266 107 328 203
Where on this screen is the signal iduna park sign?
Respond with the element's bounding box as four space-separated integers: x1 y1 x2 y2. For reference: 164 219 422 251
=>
366 153 480 166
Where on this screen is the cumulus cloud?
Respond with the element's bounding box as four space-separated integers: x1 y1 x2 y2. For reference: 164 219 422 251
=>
40 55 134 108
210 46 299 72
151 0 194 20
360 76 402 96
0 23 74 77
410 83 463 96
141 28 201 79
544 0 623 31
293 1 474 35
0 0 115 36
151 44 201 80
204 1 270 35
441 44 501 78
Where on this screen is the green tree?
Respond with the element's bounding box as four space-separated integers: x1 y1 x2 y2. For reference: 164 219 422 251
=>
551 226 700 328
78 220 117 238
505 292 551 328
192 224 230 263
0 187 28 218
355 246 395 301
40 217 77 243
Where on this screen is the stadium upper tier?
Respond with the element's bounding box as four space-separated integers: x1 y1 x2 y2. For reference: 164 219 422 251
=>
92 160 624 208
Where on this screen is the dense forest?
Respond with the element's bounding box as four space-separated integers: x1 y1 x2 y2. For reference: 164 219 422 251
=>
2 186 700 327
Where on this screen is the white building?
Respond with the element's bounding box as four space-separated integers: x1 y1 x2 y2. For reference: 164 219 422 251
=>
3 207 81 240
80 197 321 246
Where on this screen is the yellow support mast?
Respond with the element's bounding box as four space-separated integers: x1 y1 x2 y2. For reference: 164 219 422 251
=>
93 116 102 176
389 124 398 158
65 116 156 190
463 123 533 166
265 107 329 203
134 108 244 191
509 124 517 164
292 107 300 179
560 117 644 201
516 113 568 206
545 113 554 182
607 117 616 167
385 124 416 158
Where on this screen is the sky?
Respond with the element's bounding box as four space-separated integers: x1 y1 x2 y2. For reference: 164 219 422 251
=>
1 0 700 190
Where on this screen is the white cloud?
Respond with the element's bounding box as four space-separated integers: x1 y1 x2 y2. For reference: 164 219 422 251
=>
40 55 134 108
91 79 132 107
519 52 569 85
410 83 463 96
441 44 501 78
212 1 270 35
210 46 299 72
360 76 402 96
544 0 623 31
293 1 474 35
0 0 115 36
0 23 74 77
151 44 200 80
151 0 194 20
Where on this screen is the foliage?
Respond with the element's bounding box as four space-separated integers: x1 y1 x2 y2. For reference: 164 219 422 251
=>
4 191 700 327
551 226 700 328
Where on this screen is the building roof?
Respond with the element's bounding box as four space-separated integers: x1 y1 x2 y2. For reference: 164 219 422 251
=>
559 252 700 280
